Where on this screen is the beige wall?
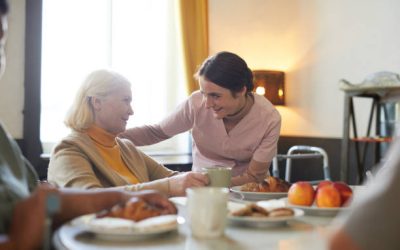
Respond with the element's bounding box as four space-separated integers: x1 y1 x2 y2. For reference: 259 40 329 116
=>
2 0 400 139
0 0 25 138
209 0 400 137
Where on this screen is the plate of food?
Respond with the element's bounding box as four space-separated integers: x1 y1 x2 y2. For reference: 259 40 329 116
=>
282 181 354 216
228 201 304 227
71 214 178 240
70 197 179 241
230 176 290 201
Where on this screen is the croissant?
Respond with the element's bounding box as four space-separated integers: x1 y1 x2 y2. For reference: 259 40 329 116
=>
97 197 175 222
240 182 260 192
240 176 291 193
258 180 270 192
265 176 291 192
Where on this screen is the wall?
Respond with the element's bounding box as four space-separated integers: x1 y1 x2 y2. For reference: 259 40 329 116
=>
2 0 400 140
0 0 25 138
209 0 400 138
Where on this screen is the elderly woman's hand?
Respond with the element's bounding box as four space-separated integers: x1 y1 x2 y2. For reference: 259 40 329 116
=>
168 172 209 196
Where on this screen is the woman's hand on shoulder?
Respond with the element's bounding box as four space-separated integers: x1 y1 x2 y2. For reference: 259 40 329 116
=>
168 172 209 196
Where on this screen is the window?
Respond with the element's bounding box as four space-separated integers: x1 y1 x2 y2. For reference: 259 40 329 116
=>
41 0 189 154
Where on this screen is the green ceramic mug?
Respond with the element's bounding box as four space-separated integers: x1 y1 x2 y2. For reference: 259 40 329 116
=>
202 166 232 187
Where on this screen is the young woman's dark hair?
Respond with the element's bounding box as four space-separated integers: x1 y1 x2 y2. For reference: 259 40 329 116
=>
195 51 254 96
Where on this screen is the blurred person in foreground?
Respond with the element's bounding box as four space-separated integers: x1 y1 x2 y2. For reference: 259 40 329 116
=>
47 69 208 196
329 131 400 250
120 51 281 186
0 1 176 249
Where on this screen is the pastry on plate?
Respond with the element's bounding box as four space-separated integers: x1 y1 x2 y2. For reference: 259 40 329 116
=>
97 197 177 222
230 203 294 218
240 176 291 193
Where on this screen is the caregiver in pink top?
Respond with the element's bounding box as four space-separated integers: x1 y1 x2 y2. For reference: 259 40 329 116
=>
120 51 281 186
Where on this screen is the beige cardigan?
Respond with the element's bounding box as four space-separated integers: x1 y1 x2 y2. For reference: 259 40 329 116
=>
47 131 178 195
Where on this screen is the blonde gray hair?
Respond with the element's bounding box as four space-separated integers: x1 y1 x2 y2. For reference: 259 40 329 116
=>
65 69 131 131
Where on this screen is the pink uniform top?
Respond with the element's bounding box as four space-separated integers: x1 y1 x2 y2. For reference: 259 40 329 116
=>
120 91 281 182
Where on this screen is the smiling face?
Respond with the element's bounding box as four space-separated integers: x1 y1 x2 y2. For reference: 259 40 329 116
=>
92 84 133 135
199 76 246 119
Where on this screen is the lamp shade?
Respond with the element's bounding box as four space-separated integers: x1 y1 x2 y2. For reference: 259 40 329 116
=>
252 70 285 105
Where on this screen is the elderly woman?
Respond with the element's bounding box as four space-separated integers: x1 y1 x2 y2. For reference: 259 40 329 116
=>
47 69 208 196
0 2 176 248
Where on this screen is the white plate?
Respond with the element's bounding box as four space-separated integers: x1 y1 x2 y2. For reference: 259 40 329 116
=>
228 207 304 228
169 196 246 212
230 186 288 201
70 214 178 241
281 198 350 217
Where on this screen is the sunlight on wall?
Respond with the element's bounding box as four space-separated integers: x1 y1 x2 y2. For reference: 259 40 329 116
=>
277 106 321 136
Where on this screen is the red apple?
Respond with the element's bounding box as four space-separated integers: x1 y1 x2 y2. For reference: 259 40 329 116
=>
315 185 341 208
288 181 315 206
333 181 353 206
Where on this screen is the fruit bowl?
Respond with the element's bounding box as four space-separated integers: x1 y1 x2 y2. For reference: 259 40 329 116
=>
284 180 354 216
281 197 350 217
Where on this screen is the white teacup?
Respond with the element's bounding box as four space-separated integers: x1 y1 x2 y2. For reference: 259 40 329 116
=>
186 187 229 238
202 166 232 187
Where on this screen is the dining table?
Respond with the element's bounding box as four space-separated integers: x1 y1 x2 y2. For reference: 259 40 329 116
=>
52 190 353 250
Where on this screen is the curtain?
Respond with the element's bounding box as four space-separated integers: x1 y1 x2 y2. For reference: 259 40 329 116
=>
177 0 209 94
